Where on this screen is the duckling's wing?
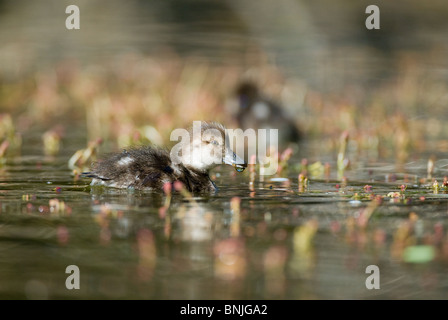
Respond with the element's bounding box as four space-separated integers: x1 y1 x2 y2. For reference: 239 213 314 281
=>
141 171 162 186
82 146 175 189
126 147 176 188
81 149 134 183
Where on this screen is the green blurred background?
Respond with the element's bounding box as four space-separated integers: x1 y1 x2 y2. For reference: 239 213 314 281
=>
1 0 447 84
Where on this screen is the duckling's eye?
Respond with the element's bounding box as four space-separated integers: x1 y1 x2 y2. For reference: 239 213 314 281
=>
210 140 219 146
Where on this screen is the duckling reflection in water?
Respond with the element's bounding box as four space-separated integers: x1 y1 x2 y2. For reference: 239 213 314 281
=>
234 81 302 144
82 122 247 193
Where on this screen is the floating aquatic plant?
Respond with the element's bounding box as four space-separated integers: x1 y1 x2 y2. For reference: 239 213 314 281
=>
42 128 63 156
308 161 324 179
277 147 293 175
68 137 103 172
427 156 435 180
0 113 22 158
299 158 308 177
0 141 8 165
337 130 350 180
297 173 308 193
324 162 331 181
433 180 439 194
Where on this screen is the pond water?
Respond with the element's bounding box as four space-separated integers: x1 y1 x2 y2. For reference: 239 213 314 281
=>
1 129 448 300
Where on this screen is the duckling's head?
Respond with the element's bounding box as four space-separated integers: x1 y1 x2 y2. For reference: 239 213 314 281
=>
235 81 260 108
172 122 247 173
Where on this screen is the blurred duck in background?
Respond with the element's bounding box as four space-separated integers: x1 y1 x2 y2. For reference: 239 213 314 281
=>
234 81 302 145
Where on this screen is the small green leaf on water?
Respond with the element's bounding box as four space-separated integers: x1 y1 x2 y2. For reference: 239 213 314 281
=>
402 245 436 263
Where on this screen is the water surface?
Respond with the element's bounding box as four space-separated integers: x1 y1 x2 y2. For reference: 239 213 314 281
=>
1 130 448 300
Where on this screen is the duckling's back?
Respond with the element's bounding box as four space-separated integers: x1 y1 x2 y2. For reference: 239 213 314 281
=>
84 147 177 190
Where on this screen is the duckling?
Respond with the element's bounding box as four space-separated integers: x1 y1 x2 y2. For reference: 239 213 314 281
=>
235 81 302 144
82 122 247 193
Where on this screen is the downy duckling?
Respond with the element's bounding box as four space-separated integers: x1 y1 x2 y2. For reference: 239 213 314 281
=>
235 81 302 144
82 122 247 193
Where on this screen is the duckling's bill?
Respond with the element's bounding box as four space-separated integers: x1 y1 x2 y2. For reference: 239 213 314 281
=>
223 149 247 172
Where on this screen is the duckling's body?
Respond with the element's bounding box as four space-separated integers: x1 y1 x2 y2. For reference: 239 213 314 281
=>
82 122 246 193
